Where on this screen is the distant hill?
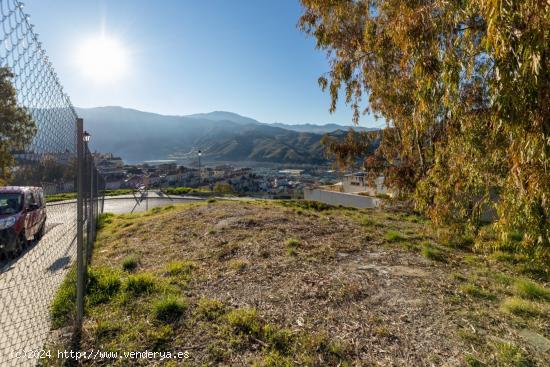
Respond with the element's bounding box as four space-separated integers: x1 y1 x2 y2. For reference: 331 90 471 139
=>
269 122 375 134
76 106 378 165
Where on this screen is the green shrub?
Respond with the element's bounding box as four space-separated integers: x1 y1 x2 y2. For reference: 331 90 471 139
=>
122 254 139 272
125 273 157 295
153 295 187 323
104 189 134 197
164 187 192 195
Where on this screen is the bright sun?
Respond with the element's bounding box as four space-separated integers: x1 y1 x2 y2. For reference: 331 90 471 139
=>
76 36 128 82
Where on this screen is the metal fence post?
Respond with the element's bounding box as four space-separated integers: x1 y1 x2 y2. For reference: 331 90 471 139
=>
88 151 93 257
76 118 85 328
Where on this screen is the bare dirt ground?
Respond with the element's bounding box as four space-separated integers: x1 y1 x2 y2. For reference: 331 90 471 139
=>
48 200 549 366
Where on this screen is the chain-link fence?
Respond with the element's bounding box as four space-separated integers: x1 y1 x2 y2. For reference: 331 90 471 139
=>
0 1 104 365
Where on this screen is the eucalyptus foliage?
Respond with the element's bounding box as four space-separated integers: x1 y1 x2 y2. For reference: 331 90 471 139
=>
299 0 549 258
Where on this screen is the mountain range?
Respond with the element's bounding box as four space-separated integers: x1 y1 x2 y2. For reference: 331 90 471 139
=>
76 106 377 165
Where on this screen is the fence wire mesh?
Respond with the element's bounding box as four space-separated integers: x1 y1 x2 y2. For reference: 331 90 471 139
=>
0 1 104 365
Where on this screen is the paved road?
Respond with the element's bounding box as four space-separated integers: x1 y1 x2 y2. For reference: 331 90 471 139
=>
0 196 201 366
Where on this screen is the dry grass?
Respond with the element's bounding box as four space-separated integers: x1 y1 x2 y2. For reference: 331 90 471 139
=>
48 200 549 366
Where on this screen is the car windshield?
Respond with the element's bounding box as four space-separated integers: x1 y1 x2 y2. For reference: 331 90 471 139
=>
0 193 23 215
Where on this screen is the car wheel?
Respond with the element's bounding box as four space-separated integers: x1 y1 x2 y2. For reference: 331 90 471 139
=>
9 236 25 258
37 222 46 240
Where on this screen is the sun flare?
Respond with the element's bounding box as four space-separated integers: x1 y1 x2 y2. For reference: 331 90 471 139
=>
76 35 128 82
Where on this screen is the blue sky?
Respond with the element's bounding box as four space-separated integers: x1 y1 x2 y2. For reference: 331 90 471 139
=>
26 0 380 127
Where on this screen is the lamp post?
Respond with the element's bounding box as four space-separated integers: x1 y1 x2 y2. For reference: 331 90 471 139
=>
198 150 202 185
83 131 93 258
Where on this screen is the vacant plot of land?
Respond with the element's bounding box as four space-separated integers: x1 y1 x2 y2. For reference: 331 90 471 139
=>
48 200 549 366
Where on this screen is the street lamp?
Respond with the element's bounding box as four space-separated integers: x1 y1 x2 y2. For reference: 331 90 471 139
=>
82 130 94 251
198 150 202 184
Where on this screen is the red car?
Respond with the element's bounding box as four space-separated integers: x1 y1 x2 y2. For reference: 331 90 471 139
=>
0 186 47 260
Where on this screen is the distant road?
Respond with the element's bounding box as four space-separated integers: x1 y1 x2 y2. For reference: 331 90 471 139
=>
0 195 203 366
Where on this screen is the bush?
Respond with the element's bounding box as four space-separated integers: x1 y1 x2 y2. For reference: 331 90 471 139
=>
122 254 139 272
125 273 157 295
164 187 192 195
153 295 187 323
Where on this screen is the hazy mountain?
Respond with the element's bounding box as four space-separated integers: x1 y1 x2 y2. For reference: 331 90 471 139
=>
269 122 374 134
75 106 377 165
185 111 261 126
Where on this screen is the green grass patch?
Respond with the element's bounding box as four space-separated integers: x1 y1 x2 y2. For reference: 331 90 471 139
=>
87 267 122 306
421 242 447 262
50 267 77 329
384 230 404 242
285 238 301 247
46 192 77 202
493 341 533 367
121 254 139 272
96 212 115 230
166 260 196 277
229 259 249 272
125 273 157 296
279 200 334 212
513 279 550 301
501 297 543 317
194 298 227 321
459 283 496 300
153 295 188 323
226 308 262 336
285 238 300 257
464 354 486 367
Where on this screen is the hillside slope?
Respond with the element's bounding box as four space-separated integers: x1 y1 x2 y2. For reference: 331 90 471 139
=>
48 200 550 366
